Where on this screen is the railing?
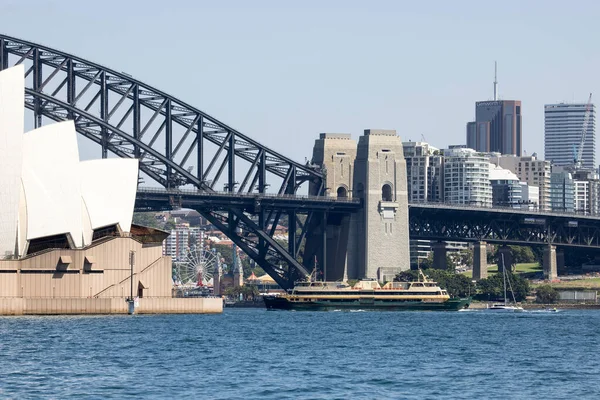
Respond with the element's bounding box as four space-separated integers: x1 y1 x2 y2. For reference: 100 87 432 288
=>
137 187 361 204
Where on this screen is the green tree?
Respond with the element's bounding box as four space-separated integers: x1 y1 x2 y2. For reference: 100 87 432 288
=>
445 255 456 271
395 270 419 282
476 271 530 302
536 285 560 304
224 286 242 299
242 284 259 301
213 244 234 271
133 212 162 229
395 269 474 298
416 253 433 270
511 246 536 264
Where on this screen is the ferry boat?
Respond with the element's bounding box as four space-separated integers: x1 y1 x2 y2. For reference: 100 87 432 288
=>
263 271 471 311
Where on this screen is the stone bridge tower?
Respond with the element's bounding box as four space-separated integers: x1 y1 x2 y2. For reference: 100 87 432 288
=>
348 129 410 281
306 133 357 281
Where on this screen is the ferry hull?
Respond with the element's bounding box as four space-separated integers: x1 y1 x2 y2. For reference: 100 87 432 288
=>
263 296 471 311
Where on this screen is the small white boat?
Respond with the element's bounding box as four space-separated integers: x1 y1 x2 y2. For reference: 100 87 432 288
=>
487 254 524 313
488 304 524 312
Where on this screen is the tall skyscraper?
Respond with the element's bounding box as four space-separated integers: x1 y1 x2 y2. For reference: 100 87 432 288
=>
544 102 596 170
466 64 522 156
466 100 522 156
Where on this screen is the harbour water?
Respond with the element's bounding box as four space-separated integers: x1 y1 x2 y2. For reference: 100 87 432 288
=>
1 309 599 399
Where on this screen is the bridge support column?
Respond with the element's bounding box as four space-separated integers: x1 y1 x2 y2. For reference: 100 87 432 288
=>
543 245 558 281
556 248 565 275
308 133 357 280
432 241 447 270
472 241 487 280
498 245 513 273
352 129 410 280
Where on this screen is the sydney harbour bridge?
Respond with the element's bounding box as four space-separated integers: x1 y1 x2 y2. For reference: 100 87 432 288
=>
2 34 600 289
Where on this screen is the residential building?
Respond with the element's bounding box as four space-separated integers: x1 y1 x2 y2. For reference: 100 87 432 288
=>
572 169 600 215
403 141 444 203
163 224 206 262
443 147 492 207
545 102 596 170
520 184 539 210
489 165 522 208
574 180 590 214
489 154 551 211
550 169 575 213
466 100 522 156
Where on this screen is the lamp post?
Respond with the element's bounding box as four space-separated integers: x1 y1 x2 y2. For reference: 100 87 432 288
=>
126 250 135 314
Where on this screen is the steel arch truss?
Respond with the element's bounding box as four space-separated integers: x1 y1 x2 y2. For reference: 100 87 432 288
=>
409 205 600 248
0 34 323 193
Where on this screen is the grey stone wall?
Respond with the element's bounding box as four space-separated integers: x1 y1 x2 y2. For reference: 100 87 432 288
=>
351 129 410 280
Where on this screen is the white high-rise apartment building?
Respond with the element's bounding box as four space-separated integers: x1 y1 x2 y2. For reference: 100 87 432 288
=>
443 147 492 207
403 141 444 203
545 102 596 170
574 180 589 213
162 224 206 261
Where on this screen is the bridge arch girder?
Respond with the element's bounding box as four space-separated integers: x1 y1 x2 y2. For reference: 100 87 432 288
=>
0 34 323 194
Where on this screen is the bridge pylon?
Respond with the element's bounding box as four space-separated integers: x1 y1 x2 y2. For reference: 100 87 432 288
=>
351 129 410 281
306 133 357 281
309 130 411 282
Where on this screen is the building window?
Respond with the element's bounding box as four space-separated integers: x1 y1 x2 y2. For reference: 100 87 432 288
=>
337 186 348 198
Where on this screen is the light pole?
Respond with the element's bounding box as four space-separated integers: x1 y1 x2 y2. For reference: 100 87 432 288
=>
126 250 135 314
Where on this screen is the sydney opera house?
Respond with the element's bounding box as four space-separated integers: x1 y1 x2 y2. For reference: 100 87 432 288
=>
0 65 221 314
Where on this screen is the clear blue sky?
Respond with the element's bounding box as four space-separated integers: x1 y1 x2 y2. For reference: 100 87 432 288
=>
2 0 600 162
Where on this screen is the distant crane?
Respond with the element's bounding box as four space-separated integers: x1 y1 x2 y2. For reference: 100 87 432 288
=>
574 93 593 169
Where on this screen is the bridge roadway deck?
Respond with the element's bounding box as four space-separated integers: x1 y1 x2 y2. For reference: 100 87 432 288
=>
409 203 600 248
409 202 600 222
135 187 362 213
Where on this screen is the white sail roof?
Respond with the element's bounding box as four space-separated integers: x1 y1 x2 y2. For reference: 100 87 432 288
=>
80 158 139 237
22 121 85 248
0 65 24 258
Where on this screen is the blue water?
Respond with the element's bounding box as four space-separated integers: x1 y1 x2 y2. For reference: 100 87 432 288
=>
1 309 599 399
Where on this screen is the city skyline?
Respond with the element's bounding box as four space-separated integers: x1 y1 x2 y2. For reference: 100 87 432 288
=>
2 0 600 166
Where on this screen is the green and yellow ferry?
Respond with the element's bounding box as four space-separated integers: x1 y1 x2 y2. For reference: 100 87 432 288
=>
263 271 470 311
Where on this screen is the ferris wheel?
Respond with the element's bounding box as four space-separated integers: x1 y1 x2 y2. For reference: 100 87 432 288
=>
173 247 218 287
